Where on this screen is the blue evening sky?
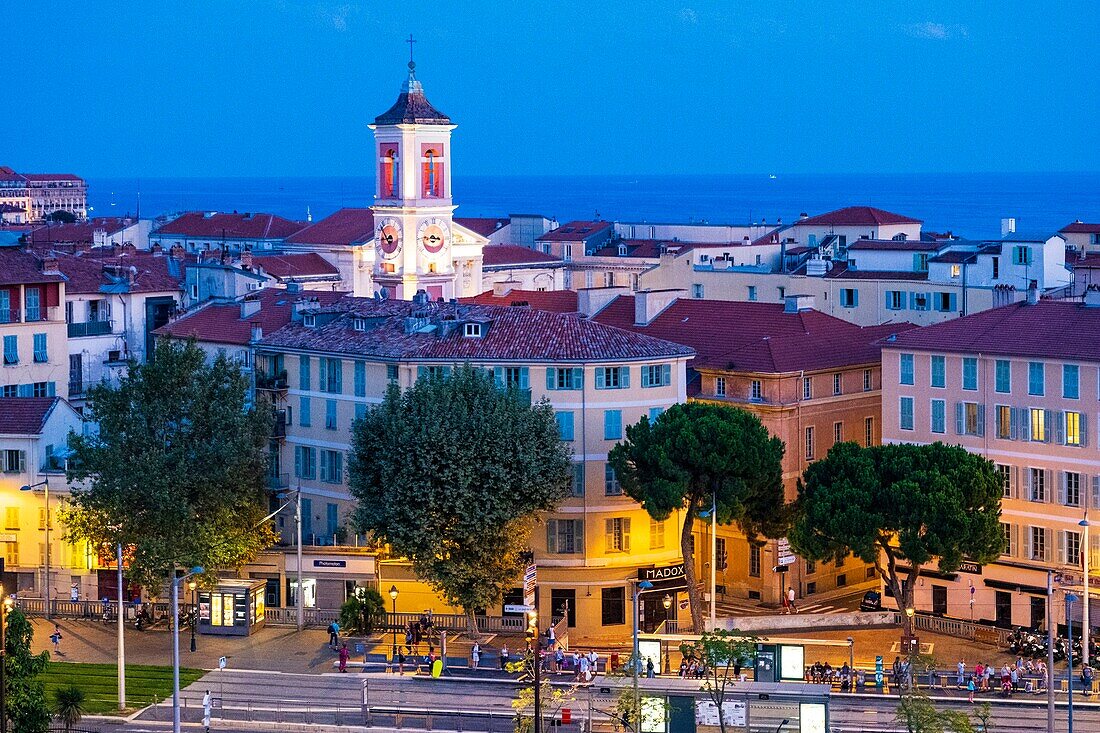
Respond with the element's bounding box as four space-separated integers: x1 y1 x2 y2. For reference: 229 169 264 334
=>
5 1 1097 177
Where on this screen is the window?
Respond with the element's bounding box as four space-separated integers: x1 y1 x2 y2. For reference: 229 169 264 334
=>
886 291 905 310
464 322 482 338
2 449 27 474
354 361 366 397
601 587 625 625
355 403 367 421
386 364 398 382
641 364 672 388
804 426 815 460
1063 411 1083 446
899 354 914 385
299 356 311 390
417 365 451 381
995 405 1014 439
930 356 945 388
956 402 984 437
802 377 813 399
910 292 930 311
833 421 843 445
3 335 17 365
1063 530 1082 566
1030 408 1047 442
595 367 629 390
692 284 704 299
547 367 583 390
1030 526 1047 561
1029 468 1047 502
996 464 1012 498
546 518 584 554
833 373 842 395
950 264 961 278
299 396 312 427
840 289 858 308
570 463 585 497
935 292 957 312
648 407 664 423
992 256 1000 280
325 399 337 430
931 399 946 434
1013 245 1032 266
318 358 343 394
31 382 53 398
715 377 726 397
605 518 631 552
32 333 47 363
294 446 316 480
1028 362 1045 396
995 360 1011 393
962 357 978 391
1062 471 1082 507
1064 364 1080 399
4 506 20 529
604 464 621 496
603 410 622 440
863 369 872 392
24 287 40 321
749 545 761 577
556 411 575 441
914 253 929 272
319 449 343 483
806 559 816 574
899 397 914 430
650 519 665 550
864 417 874 446
747 286 757 301
750 380 762 401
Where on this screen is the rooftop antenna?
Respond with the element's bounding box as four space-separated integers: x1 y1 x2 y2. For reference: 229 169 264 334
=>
306 205 312 223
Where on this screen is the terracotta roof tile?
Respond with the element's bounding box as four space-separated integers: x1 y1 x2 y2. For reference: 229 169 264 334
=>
481 244 561 267
0 397 62 435
374 75 451 125
284 209 375 246
154 212 305 240
462 289 578 313
536 221 612 242
156 289 348 346
797 206 921 227
454 217 508 237
847 239 941 251
1062 221 1100 234
253 253 340 279
46 251 187 294
0 248 66 286
25 218 136 245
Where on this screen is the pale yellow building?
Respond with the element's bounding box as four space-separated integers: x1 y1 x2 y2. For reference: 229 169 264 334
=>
1 249 69 399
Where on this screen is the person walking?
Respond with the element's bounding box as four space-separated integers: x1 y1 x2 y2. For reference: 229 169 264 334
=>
967 677 975 703
646 657 655 679
202 690 212 733
787 586 797 614
327 621 339 649
397 647 407 675
500 644 510 670
555 647 565 673
339 642 350 672
50 625 63 654
956 660 966 688
471 642 480 669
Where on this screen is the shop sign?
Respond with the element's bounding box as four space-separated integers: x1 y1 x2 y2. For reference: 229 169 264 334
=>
957 561 982 575
638 563 685 582
313 559 347 568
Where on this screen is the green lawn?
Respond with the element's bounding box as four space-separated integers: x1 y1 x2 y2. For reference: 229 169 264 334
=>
41 663 205 715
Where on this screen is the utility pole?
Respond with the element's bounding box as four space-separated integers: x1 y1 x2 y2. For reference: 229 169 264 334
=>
1047 569 1055 733
296 488 304 632
117 542 126 710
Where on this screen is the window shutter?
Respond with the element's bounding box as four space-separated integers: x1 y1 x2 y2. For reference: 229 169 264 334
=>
335 452 343 483
294 446 302 477
1059 472 1068 506
319 358 328 392
1009 407 1018 440
1091 530 1100 570
575 519 584 552
547 520 557 554
1019 408 1031 441
46 382 55 397
1058 531 1067 564
621 368 630 388
1045 410 1055 442
493 367 503 386
1027 469 1034 501
520 368 530 390
955 403 965 435
605 519 614 551
662 363 671 384
571 368 583 388
1081 415 1089 447
949 293 958 311
913 254 921 271
852 289 859 306
1045 469 1053 501
1093 476 1100 512
546 368 556 390
885 292 892 309
17 384 31 397
417 366 428 380
1011 524 1019 557
1007 467 1016 499
1055 412 1066 445
334 361 342 393
622 518 631 552
1026 527 1033 559
976 404 985 437
595 369 606 389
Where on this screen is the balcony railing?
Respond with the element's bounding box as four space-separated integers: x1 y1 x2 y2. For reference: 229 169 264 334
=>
272 409 287 438
266 472 290 490
0 307 60 324
67 320 112 337
256 370 289 391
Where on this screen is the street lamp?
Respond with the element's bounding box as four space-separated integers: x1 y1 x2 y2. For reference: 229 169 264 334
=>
1 586 13 733
632 579 653 730
904 608 916 691
1067 592 1079 733
19 480 50 619
172 566 204 733
188 581 197 653
1080 518 1091 667
389 585 399 670
847 637 854 676
662 594 673 674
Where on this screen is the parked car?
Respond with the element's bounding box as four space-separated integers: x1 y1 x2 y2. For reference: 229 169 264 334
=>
859 590 882 612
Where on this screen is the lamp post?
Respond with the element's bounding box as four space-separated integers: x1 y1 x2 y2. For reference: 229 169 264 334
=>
389 585 399 669
295 488 303 632
698 494 717 628
19 480 50 619
116 542 126 710
904 607 916 691
1081 518 1091 667
632 579 653 731
847 637 854 676
662 594 672 675
1047 569 1055 733
1 585 13 733
172 566 204 733
188 581 197 653
1068 592 1079 733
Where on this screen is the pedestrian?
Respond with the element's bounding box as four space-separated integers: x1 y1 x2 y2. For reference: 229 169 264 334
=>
546 625 556 650
787 586 797 614
967 677 975 703
679 660 688 677
590 650 600 675
733 658 742 679
500 644 510 670
646 657 655 678
339 642 350 672
956 660 965 688
397 647 407 675
471 642 480 669
50 625 62 654
1083 665 1094 694
892 656 901 689
572 651 581 680
328 621 339 649
579 652 591 682
555 647 564 673
202 690 212 732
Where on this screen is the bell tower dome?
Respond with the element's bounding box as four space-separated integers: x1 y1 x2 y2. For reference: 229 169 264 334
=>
369 54 457 302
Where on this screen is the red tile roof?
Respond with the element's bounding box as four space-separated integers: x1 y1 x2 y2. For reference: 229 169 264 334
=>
788 261 929 281
156 289 349 346
462 289 579 313
847 239 940 251
46 251 187 294
536 221 612 242
454 217 508 237
374 76 451 125
283 208 375 246
797 206 921 227
0 167 26 183
259 298 693 363
0 397 63 435
0 248 66 286
25 217 135 245
481 244 561 267
1062 221 1100 234
154 212 305 240
593 296 915 373
885 300 1100 361
591 240 670 258
23 173 84 182
253 253 340 279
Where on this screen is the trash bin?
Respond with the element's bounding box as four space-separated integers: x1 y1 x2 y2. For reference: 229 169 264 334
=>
610 652 620 671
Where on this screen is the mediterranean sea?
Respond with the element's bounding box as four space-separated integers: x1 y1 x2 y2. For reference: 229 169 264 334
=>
87 172 1100 240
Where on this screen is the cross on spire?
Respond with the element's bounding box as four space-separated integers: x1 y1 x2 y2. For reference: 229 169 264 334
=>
406 34 416 63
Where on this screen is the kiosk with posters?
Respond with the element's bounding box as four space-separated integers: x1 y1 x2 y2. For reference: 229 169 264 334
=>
197 578 267 637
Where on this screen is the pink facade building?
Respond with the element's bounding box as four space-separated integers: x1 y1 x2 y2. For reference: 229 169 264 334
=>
882 293 1100 630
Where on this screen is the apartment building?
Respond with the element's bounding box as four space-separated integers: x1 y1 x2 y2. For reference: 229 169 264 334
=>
26 217 151 250
0 167 86 223
881 292 1100 629
1062 221 1100 255
230 294 692 637
150 212 306 253
0 249 68 399
479 244 564 293
593 290 916 606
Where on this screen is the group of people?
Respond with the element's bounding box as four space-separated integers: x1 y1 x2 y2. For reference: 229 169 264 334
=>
677 658 709 679
808 661 855 691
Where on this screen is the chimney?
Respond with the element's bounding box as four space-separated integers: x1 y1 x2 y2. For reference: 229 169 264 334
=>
784 294 815 313
1085 285 1100 308
779 239 787 273
799 212 809 221
492 280 518 297
40 256 60 274
634 289 685 326
241 298 262 319
1001 218 1017 237
286 281 303 294
240 249 253 269
412 291 430 305
577 286 631 317
742 236 752 246
170 243 185 260
249 321 263 342
151 243 163 256
112 243 122 257
1026 280 1039 305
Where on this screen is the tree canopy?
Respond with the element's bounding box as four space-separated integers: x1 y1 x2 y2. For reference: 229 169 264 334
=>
45 210 77 224
64 339 276 589
608 402 787 632
788 441 1003 635
4 608 50 733
349 366 572 634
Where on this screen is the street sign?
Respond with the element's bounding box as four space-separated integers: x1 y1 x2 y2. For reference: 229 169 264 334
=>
875 655 883 687
777 538 796 566
218 656 227 670
505 604 535 614
523 564 537 607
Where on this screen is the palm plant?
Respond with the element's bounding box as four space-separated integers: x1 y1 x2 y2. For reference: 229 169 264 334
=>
54 685 87 732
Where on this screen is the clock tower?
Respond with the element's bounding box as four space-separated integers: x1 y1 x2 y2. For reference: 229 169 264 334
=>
369 58 457 301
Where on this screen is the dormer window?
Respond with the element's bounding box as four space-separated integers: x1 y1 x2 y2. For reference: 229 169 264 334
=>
464 322 482 338
352 317 366 331
303 314 316 328
617 244 627 256
892 233 908 241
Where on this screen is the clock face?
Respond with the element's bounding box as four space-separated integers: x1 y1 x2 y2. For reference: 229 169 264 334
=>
378 218 401 258
417 218 448 255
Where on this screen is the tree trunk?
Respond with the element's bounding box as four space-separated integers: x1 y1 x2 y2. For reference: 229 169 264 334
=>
879 545 917 639
681 504 704 633
465 606 481 641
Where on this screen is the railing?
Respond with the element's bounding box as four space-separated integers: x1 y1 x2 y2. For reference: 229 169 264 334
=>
0 308 18 324
905 612 1015 647
14 598 196 624
266 472 290 490
264 607 341 627
68 381 85 397
256 371 289 391
22 306 60 323
385 611 524 634
67 320 113 337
